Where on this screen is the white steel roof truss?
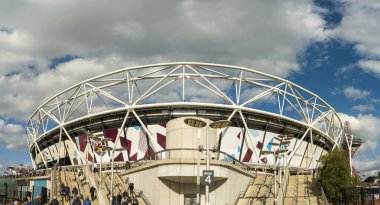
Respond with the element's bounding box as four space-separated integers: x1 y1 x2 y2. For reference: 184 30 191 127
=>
133 65 181 105
189 78 230 103
186 65 235 105
26 63 344 166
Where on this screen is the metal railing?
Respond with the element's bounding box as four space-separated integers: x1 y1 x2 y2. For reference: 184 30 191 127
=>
131 148 256 173
135 190 152 205
320 186 329 205
232 178 255 205
0 169 49 179
277 166 289 205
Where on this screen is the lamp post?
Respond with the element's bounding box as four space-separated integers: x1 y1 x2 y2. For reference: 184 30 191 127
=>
184 119 230 205
110 147 129 203
207 120 230 205
262 134 291 205
93 139 112 185
184 118 207 205
4 183 7 205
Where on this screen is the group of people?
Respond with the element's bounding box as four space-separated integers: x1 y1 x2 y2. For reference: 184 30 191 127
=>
112 187 139 205
12 195 42 205
60 183 78 202
47 195 92 205
58 182 96 205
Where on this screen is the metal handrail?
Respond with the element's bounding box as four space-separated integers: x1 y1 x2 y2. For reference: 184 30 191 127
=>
320 186 329 205
233 178 255 205
277 166 289 205
131 148 255 172
135 190 152 205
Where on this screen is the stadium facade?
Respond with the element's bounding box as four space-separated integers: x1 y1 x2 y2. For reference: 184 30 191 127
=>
25 62 343 204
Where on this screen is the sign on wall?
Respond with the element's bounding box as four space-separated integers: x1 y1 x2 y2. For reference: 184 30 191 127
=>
203 170 214 186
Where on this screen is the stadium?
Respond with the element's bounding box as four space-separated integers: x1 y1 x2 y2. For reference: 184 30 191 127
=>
24 62 344 204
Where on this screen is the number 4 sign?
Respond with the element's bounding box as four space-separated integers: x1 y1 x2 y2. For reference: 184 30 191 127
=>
203 170 214 186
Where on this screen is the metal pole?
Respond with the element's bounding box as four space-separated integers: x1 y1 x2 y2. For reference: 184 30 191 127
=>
205 123 210 205
197 128 200 205
100 154 102 184
274 164 277 205
4 183 7 205
110 155 115 203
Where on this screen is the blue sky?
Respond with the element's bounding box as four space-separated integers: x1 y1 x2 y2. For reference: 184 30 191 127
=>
0 0 380 177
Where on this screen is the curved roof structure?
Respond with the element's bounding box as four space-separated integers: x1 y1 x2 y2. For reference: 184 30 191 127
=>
26 62 343 168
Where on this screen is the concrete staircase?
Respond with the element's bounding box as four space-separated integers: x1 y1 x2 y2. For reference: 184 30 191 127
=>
235 172 322 205
284 174 321 205
57 167 100 205
102 172 147 205
55 166 149 205
235 174 277 205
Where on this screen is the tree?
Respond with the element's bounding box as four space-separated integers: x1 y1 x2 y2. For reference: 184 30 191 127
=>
318 148 352 202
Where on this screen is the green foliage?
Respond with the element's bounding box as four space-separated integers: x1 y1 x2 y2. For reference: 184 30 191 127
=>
318 148 353 202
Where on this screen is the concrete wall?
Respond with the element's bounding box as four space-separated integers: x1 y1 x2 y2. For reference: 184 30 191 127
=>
122 160 253 205
166 117 217 159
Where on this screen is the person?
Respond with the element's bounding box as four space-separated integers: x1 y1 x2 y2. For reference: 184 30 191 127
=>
65 186 71 202
72 186 79 199
31 195 42 205
49 196 59 205
72 197 81 205
89 186 96 201
131 198 139 205
128 183 134 198
121 194 129 205
60 183 65 196
25 196 32 205
111 195 116 205
83 196 91 205
116 193 122 205
122 190 128 198
12 199 21 205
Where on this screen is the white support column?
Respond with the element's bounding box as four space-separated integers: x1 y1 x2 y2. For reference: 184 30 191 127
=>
287 127 311 165
238 110 260 163
182 65 185 102
237 71 243 105
310 130 314 170
61 127 86 164
56 128 63 165
196 128 201 205
131 109 160 152
110 110 130 202
215 109 237 149
25 131 37 169
205 123 210 205
34 140 48 168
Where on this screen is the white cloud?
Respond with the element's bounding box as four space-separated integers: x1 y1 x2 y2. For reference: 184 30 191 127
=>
352 104 375 112
0 0 331 150
337 64 355 75
0 0 329 77
343 86 371 100
0 58 113 120
358 60 380 77
353 157 380 177
371 98 380 104
334 1 380 57
333 0 380 81
0 119 25 149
